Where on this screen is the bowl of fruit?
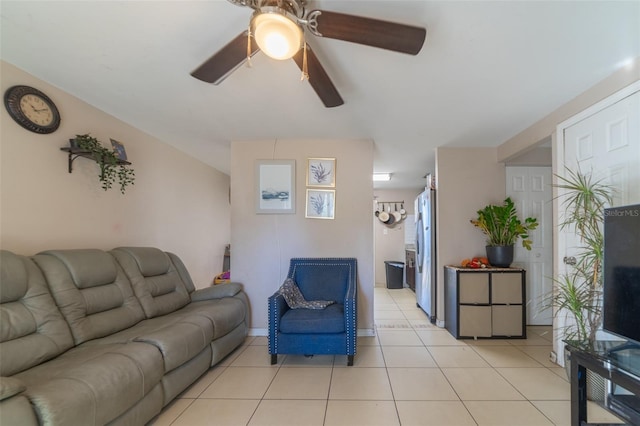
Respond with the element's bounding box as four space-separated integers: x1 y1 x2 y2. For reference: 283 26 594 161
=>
460 257 491 269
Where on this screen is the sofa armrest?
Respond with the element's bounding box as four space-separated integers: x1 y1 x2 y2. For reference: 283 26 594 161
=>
191 282 243 301
0 377 26 401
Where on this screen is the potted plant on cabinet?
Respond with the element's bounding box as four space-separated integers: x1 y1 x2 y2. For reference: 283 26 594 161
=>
470 197 538 267
72 134 135 194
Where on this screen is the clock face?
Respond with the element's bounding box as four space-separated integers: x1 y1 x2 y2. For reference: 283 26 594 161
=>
20 94 55 126
4 85 61 134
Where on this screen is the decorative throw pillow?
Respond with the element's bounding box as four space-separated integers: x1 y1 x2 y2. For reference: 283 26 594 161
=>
279 278 335 309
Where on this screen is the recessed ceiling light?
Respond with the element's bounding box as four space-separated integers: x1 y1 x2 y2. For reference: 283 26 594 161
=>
373 173 391 181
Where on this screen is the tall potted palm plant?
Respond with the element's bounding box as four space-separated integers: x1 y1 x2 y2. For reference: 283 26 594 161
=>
552 168 613 400
471 197 538 267
552 168 612 343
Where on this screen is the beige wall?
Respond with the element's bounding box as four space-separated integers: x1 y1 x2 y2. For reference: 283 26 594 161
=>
505 146 552 167
498 56 640 162
230 139 374 333
373 188 421 286
435 147 505 325
0 61 230 287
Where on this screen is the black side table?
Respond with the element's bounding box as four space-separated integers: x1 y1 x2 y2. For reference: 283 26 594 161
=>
565 340 640 425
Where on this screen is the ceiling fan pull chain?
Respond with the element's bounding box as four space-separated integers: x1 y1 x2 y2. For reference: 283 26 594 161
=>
246 27 253 68
301 42 309 81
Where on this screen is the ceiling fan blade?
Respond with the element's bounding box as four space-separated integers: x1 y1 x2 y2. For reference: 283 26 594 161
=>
309 10 426 55
191 31 259 85
293 46 344 108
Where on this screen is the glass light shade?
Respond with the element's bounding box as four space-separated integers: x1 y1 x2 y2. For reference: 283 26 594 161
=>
251 12 302 60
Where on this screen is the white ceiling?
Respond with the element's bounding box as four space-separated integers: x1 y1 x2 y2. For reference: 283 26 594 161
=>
2 1 638 189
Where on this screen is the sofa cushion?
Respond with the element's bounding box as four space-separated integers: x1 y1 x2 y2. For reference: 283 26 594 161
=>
15 342 164 425
0 250 27 303
131 316 213 372
180 298 247 339
45 249 117 289
111 247 191 317
0 394 38 426
279 303 345 334
167 252 196 294
126 246 171 277
33 249 146 345
0 250 74 376
0 377 26 401
77 310 213 372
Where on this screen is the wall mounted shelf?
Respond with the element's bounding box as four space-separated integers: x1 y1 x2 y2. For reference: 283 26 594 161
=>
60 147 131 173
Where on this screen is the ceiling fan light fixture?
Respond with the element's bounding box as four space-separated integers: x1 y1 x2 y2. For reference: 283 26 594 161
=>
251 9 303 60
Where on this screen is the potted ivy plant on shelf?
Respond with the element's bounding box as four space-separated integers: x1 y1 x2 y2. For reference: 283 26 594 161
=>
71 134 135 194
470 197 538 267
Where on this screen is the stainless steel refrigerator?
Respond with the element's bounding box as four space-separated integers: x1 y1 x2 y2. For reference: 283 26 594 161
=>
415 176 436 322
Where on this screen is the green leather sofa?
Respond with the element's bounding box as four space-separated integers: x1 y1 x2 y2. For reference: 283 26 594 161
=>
0 247 249 425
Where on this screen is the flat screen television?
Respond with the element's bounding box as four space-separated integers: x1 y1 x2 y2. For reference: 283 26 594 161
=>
603 203 640 344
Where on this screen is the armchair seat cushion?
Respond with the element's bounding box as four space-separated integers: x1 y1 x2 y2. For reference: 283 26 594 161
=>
279 303 345 334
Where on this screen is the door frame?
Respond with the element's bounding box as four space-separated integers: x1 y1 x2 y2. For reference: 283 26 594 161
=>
552 80 640 364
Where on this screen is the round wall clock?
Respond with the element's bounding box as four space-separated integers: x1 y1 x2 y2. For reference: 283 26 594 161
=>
4 85 61 134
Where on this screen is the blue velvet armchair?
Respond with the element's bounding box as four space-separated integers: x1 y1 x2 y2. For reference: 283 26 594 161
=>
269 258 358 366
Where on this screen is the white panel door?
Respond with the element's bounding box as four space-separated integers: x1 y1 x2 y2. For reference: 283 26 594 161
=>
507 166 553 325
554 83 640 364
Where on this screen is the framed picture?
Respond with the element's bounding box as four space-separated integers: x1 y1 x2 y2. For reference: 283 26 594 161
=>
307 158 336 187
110 139 128 161
256 159 295 214
305 189 335 219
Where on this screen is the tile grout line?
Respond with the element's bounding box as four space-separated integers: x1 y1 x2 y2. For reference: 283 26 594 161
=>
244 353 285 426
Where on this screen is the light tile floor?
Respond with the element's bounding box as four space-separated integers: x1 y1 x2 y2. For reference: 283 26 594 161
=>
151 287 623 426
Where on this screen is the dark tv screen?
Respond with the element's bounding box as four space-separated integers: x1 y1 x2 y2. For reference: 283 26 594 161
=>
603 203 640 344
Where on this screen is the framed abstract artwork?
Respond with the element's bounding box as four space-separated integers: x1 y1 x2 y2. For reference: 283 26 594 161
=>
305 189 335 219
306 157 336 187
256 159 295 214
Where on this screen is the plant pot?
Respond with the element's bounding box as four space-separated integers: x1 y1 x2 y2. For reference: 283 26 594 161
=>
486 245 514 268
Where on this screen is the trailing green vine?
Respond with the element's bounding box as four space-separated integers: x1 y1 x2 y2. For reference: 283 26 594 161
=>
73 134 135 194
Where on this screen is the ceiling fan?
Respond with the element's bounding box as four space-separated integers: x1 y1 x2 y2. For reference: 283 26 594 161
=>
191 0 426 108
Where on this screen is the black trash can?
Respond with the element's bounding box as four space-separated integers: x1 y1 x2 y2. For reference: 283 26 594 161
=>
384 261 405 289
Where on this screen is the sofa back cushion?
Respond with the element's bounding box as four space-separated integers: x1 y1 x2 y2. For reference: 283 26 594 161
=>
111 247 191 318
167 252 196 294
0 250 74 376
288 258 357 302
33 249 145 345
